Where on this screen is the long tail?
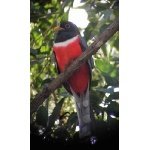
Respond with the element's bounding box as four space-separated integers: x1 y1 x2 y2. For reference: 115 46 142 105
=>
70 83 91 139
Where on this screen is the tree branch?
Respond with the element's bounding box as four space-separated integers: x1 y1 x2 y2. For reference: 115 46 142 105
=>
30 18 119 116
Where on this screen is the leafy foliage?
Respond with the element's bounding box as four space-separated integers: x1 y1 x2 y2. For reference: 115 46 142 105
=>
30 0 119 148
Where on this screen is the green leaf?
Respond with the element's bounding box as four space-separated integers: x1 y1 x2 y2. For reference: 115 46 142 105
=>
99 23 110 34
90 90 105 113
90 90 105 103
95 5 107 12
48 98 65 128
66 112 78 131
95 59 118 78
38 18 51 31
31 27 41 39
95 59 110 73
105 92 119 103
103 9 113 20
41 78 52 86
44 3 52 9
63 0 73 7
113 33 119 50
36 106 48 127
30 48 38 56
96 86 118 94
107 101 119 117
40 43 49 53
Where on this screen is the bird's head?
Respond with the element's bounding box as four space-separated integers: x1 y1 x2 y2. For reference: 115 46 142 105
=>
54 21 80 43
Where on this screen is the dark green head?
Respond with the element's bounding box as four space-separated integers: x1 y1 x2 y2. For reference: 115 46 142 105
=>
54 21 80 43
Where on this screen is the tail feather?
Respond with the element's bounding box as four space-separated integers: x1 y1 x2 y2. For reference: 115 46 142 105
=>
70 83 91 139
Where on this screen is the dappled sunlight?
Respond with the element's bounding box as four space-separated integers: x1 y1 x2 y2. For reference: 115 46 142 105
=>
75 125 79 132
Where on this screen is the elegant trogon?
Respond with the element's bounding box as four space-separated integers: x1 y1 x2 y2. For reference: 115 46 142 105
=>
53 21 94 139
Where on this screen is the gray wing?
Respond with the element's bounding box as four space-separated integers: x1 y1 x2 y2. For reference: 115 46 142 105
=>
79 36 94 70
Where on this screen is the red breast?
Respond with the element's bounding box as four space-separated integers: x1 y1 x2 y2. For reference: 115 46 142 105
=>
53 35 90 94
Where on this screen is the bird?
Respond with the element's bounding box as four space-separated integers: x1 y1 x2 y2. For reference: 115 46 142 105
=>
52 21 94 139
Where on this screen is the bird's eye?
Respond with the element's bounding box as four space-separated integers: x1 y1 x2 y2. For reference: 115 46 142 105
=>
65 24 70 28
